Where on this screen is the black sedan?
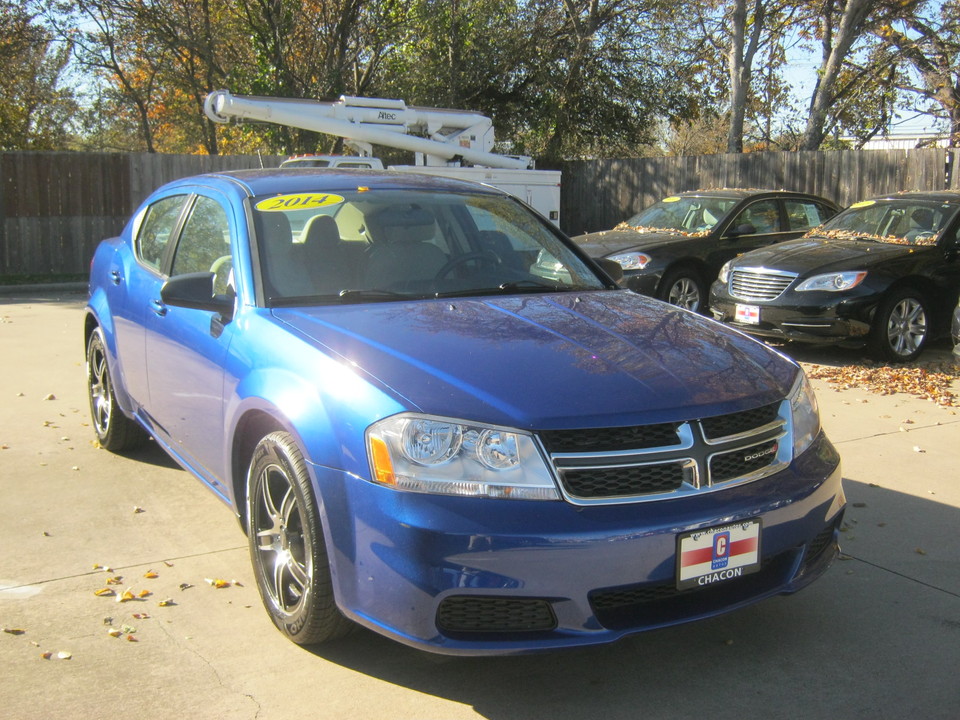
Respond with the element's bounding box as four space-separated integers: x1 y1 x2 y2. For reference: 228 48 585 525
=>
710 191 960 362
573 190 840 313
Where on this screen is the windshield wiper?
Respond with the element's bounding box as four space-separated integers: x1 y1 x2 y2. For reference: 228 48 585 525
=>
336 288 413 302
431 280 568 299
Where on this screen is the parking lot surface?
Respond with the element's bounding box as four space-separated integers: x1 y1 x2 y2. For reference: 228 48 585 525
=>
2 291 958 720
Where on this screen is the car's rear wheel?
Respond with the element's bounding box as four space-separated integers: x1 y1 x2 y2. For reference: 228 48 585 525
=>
659 268 707 313
86 327 147 452
247 431 352 645
869 289 929 362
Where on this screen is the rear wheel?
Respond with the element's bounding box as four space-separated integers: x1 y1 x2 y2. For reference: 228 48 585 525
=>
247 432 352 645
659 268 707 313
869 289 929 362
86 327 146 452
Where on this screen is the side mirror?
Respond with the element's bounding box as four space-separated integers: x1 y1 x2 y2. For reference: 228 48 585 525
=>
161 272 234 319
596 257 624 283
726 223 756 238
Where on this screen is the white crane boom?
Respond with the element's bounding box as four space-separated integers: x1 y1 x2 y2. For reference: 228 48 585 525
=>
204 90 531 170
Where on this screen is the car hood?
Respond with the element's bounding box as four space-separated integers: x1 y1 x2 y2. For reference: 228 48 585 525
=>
273 291 795 430
574 229 689 258
732 236 916 274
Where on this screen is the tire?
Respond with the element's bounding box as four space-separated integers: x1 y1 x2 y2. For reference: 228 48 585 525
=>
86 327 147 452
659 268 707 313
247 431 353 645
869 289 929 362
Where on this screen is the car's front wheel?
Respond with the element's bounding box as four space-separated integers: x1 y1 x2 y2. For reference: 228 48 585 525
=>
869 288 929 362
247 431 352 645
86 327 147 452
659 268 707 313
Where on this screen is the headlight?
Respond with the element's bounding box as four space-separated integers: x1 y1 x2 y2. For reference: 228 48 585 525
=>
608 251 651 270
718 261 732 283
366 414 559 500
789 370 821 457
796 271 867 292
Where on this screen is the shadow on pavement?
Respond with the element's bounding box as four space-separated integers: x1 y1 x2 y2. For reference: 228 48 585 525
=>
301 478 959 720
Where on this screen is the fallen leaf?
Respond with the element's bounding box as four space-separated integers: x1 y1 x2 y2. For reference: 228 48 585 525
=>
107 628 122 638
133 506 145 514
132 613 150 620
143 570 158 579
2 627 25 635
138 590 151 598
57 651 72 660
117 587 136 603
94 588 115 597
163 561 174 567
126 635 138 642
915 548 927 555
40 651 53 660
178 583 192 591
158 599 176 607
913 446 925 453
44 394 56 401
205 578 230 589
106 576 123 585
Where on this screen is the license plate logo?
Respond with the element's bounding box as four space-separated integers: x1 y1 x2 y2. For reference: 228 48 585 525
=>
677 520 761 590
735 304 760 324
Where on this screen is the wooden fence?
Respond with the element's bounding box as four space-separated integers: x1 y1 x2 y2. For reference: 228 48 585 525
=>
1 148 957 277
559 148 958 235
0 152 279 277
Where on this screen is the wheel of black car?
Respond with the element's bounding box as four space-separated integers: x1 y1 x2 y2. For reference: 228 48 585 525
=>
86 327 146 452
869 288 929 362
247 431 352 645
659 268 707 313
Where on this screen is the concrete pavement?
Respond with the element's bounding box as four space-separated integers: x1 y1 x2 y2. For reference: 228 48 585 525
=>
1 292 958 719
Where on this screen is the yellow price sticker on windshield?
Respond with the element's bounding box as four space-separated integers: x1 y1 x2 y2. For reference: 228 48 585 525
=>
662 196 681 203
255 193 344 212
849 200 876 209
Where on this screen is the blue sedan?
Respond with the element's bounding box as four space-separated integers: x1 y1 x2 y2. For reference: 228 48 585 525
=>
85 169 845 655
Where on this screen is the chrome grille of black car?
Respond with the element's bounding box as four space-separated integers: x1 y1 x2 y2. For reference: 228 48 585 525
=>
542 402 789 505
729 268 797 301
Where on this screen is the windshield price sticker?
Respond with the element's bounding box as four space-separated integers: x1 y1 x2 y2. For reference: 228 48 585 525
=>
677 519 761 590
736 304 760 324
255 193 344 212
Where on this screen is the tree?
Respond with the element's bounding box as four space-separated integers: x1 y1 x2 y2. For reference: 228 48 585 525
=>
881 1 960 147
798 0 922 151
0 1 76 150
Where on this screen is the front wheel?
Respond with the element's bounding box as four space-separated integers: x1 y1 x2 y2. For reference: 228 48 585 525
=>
247 432 352 645
86 327 146 452
869 289 929 362
659 268 707 313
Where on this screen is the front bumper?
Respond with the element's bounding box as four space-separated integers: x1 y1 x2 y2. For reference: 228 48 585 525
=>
709 288 874 345
313 433 844 655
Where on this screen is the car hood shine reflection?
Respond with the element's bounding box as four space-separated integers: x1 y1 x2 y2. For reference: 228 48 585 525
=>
272 290 795 428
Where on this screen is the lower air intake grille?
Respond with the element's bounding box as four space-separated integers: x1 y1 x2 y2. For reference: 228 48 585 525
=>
436 596 557 633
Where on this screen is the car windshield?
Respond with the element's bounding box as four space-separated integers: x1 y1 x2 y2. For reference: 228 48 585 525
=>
252 189 607 305
812 199 957 246
618 195 738 235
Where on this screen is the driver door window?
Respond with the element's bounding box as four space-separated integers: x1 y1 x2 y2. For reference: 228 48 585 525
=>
170 196 232 293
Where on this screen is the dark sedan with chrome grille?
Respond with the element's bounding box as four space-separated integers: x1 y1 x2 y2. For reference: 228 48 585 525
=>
710 191 960 361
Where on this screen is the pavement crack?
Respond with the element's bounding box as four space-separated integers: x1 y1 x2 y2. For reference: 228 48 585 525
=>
841 552 960 599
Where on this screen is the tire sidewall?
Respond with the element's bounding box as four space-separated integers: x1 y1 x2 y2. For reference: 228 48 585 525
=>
247 432 323 641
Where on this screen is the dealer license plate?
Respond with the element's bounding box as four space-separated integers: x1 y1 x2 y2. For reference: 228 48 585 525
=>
676 519 761 590
735 303 760 324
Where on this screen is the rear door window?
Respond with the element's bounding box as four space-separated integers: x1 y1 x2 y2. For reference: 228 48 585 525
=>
136 195 188 271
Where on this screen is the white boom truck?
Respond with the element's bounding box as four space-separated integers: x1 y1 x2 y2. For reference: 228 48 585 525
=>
203 90 561 225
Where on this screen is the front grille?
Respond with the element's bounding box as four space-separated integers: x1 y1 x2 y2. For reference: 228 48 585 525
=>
540 401 788 504
730 268 797 300
436 596 557 633
701 402 780 439
561 462 687 499
710 439 780 482
540 422 680 453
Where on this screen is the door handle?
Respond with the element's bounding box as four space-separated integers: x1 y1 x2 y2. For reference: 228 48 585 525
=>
110 270 121 285
150 299 168 317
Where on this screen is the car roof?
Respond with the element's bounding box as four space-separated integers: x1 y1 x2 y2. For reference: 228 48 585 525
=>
861 190 960 205
669 188 830 201
159 168 506 199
